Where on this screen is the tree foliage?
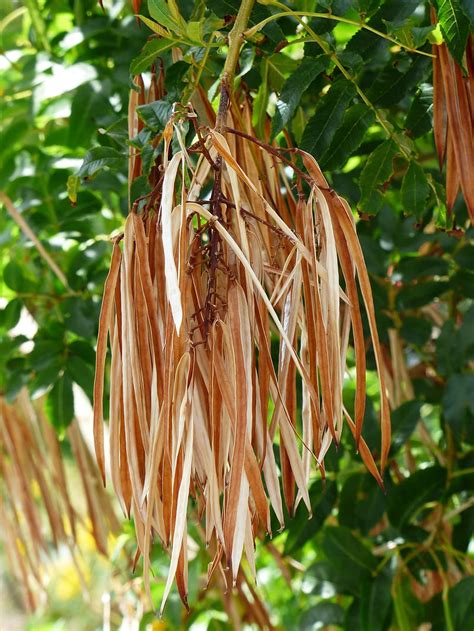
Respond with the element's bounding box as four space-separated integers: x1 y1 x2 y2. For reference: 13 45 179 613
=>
1 0 473 629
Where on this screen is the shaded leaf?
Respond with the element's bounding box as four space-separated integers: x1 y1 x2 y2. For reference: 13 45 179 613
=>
45 374 75 430
299 602 345 630
359 140 397 214
401 162 430 218
321 103 375 170
130 38 175 75
78 147 125 178
301 80 356 159
387 466 447 528
271 56 329 138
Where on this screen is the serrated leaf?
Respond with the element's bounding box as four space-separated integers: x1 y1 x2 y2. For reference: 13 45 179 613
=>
321 103 375 169
405 84 433 138
359 140 397 214
271 56 328 138
148 0 180 31
401 162 430 217
136 99 173 130
78 146 125 178
436 0 469 66
130 38 175 75
301 79 356 158
46 374 75 430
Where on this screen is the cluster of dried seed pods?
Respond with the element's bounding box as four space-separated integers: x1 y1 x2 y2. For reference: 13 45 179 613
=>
0 391 118 611
432 12 474 222
93 69 390 613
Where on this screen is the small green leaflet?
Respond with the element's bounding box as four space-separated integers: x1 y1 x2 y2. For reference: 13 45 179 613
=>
67 175 80 205
405 84 433 138
359 140 397 214
136 100 173 130
148 0 180 32
401 161 430 217
130 38 175 75
78 146 124 178
321 103 375 170
46 374 75 431
271 56 328 139
436 0 469 66
301 79 355 159
137 15 171 38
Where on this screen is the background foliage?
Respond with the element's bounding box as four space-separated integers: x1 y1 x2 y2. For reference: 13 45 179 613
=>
1 0 473 629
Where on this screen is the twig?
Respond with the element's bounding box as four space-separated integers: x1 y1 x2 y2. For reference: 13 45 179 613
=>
0 191 72 291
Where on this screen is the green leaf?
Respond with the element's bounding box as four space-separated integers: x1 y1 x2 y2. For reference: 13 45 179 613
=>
61 297 99 338
45 374 74 431
136 100 173 131
67 175 80 205
148 0 180 31
360 570 393 631
390 400 422 454
405 84 433 138
321 103 375 170
271 56 329 138
396 280 450 310
0 299 22 330
449 577 474 630
393 575 425 631
359 140 397 214
338 473 386 534
400 316 432 346
130 38 175 75
436 0 470 66
322 527 377 583
206 0 284 42
284 480 337 554
78 146 125 178
369 57 430 108
306 560 359 596
67 354 94 398
186 21 203 44
3 261 36 292
301 80 355 159
387 466 447 528
397 255 449 281
299 602 345 630
443 374 474 442
401 162 430 218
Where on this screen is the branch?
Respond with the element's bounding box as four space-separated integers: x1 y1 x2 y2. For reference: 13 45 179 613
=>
0 192 72 291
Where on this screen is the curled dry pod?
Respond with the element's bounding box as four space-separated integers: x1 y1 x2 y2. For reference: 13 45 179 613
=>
93 79 390 612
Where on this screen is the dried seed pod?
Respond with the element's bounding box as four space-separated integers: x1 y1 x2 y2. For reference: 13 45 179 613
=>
94 80 390 612
0 392 118 611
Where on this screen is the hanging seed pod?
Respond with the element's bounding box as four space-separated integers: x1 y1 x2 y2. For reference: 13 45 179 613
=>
93 61 390 610
0 391 119 611
432 9 474 222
